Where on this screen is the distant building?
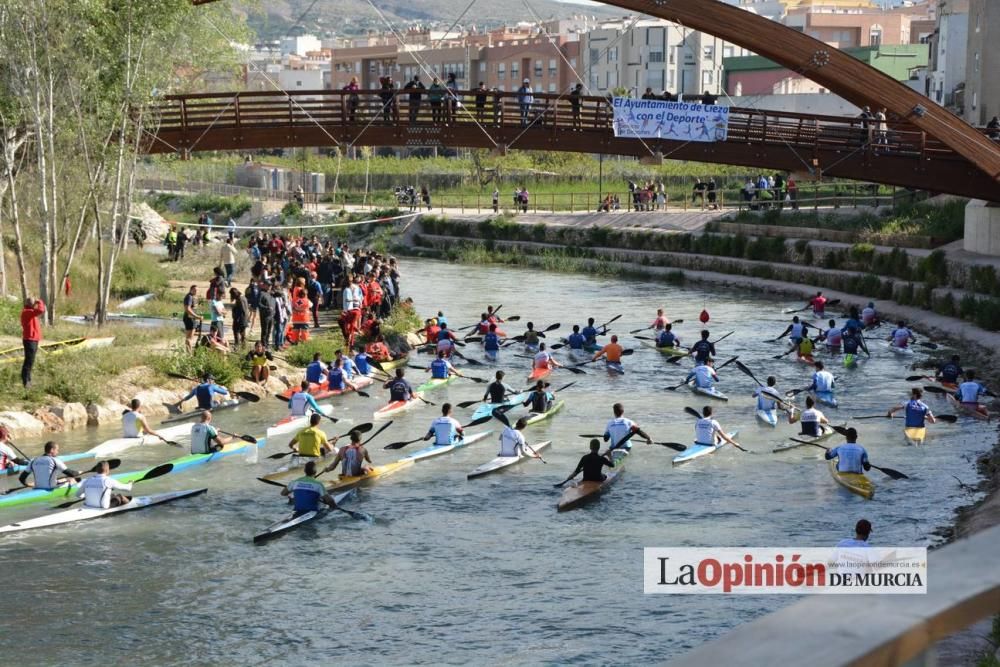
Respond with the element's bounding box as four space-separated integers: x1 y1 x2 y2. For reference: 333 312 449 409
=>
281 35 322 57
963 0 1000 125
927 0 968 110
783 1 935 48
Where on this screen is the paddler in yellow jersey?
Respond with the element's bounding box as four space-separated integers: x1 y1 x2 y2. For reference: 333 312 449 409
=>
796 335 814 360
246 341 273 384
287 413 335 458
592 335 624 365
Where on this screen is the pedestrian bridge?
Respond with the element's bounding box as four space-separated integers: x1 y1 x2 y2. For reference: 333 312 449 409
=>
147 89 1000 201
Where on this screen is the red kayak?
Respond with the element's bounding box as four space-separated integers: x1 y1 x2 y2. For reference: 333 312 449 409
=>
527 366 552 383
278 375 374 401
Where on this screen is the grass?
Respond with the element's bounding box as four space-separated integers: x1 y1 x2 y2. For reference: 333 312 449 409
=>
150 345 250 387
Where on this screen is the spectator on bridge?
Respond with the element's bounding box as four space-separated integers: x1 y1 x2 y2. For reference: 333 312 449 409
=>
492 188 500 213
492 87 503 126
773 172 786 209
858 106 873 147
701 90 717 105
517 79 534 127
378 76 397 124
421 185 432 211
570 83 583 130
475 82 488 123
742 178 756 208
707 178 718 210
787 176 799 210
641 87 656 100
988 116 1000 141
875 108 889 151
344 76 360 123
445 73 459 124
428 77 445 124
692 178 707 209
404 75 425 123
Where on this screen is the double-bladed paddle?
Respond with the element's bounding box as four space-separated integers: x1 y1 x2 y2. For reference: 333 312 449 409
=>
852 413 958 423
271 395 347 418
382 415 493 450
552 429 633 488
790 439 909 480
489 409 547 463
682 406 748 452
216 430 259 444
575 433 685 452
50 463 175 509
266 423 374 459
255 477 371 521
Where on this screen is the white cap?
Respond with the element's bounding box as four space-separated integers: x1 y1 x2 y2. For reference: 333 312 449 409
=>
523 78 529 83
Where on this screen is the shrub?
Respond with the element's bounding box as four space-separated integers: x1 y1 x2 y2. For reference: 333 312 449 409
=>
151 346 249 386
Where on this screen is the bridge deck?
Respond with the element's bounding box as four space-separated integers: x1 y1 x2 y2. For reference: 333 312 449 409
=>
149 90 1000 201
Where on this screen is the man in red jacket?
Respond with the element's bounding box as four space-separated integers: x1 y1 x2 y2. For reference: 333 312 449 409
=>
20 297 45 388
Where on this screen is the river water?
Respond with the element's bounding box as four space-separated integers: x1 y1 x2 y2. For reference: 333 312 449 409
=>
0 258 991 666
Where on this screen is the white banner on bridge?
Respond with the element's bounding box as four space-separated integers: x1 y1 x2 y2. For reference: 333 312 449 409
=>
612 97 729 142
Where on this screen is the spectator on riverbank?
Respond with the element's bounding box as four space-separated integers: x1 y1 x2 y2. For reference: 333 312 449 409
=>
20 297 45 389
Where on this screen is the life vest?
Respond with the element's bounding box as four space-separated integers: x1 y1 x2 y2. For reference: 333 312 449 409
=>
291 296 311 325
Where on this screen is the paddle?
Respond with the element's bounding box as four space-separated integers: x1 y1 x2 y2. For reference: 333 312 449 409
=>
266 423 375 459
852 413 958 423
735 360 763 386
652 442 688 452
917 341 939 350
922 385 949 395
383 415 493 450
413 394 437 406
597 314 624 333
270 396 344 421
665 378 691 391
216 430 258 444
791 440 909 480
905 375 934 382
625 315 679 335
716 355 739 371
50 463 175 509
235 391 261 403
451 349 484 367
573 348 635 367
552 429 633 488
490 409 548 463
683 406 748 452
255 478 371 521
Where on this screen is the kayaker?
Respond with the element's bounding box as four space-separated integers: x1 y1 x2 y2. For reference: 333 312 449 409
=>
753 377 793 416
436 323 457 358
423 402 464 446
287 413 334 458
777 316 810 345
498 417 534 458
836 519 873 548
581 318 599 347
426 351 462 381
533 343 563 372
435 311 448 328
476 312 493 335
485 305 504 325
604 403 652 452
844 307 864 334
17 441 82 490
289 380 325 417
690 330 716 365
567 439 615 483
327 358 361 393
333 349 357 379
888 387 936 427
802 361 835 395
282 461 339 516
247 342 273 384
790 396 829 436
809 291 827 317
305 352 328 384
77 460 132 509
177 374 230 412
0 425 28 472
354 346 373 376
825 428 871 474
190 411 230 455
383 368 415 404
484 371 517 404
365 335 393 362
685 357 719 390
656 323 680 349
888 320 914 349
955 370 990 419
651 308 669 331
796 335 815 361
861 302 878 328
592 335 624 367
424 318 441 343
523 380 555 414
483 324 502 362
122 399 168 443
936 355 964 386
694 406 741 449
842 326 867 365
522 322 541 352
322 430 372 477
566 325 586 351
820 319 843 353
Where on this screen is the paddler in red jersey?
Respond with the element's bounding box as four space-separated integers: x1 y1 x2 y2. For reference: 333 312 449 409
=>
366 335 393 362
424 318 441 344
809 291 828 318
650 308 669 332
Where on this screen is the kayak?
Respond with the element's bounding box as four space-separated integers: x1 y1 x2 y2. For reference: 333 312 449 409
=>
828 459 875 499
904 426 926 446
160 397 244 425
470 392 531 421
118 293 156 310
525 400 565 426
796 355 816 365
935 380 958 392
401 430 493 463
252 490 354 545
691 385 728 401
947 394 989 421
6 450 96 475
88 422 194 457
639 341 688 357
0 336 116 365
672 430 739 466
467 440 552 479
772 424 839 453
527 366 552 383
0 437 265 509
324 458 414 492
370 356 409 373
755 409 778 427
277 376 374 401
253 489 354 544
605 361 625 375
813 390 839 408
415 375 460 393
265 404 336 440
557 450 627 512
0 489 208 535
843 353 869 369
374 394 424 420
260 450 339 484
887 342 914 357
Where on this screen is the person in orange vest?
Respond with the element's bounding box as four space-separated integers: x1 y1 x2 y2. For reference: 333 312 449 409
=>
424 318 441 343
365 274 383 311
366 334 393 362
289 292 312 344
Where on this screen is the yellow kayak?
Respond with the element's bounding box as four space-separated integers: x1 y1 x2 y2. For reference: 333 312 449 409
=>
904 426 926 446
324 458 414 492
828 460 875 500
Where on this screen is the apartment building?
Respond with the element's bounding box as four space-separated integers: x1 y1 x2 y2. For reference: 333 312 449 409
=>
926 0 968 109
964 0 1000 125
783 1 935 48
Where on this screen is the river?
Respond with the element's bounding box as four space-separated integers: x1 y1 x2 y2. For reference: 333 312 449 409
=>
0 258 990 666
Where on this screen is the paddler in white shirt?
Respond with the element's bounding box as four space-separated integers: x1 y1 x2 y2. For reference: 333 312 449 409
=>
190 411 230 455
288 380 325 417
18 441 82 490
604 403 652 453
122 398 168 443
694 406 740 448
498 417 533 457
789 396 829 436
685 357 719 390
423 403 464 446
77 460 132 508
0 425 29 473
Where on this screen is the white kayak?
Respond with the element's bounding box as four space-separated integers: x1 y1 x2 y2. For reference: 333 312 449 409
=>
755 409 778 427
692 385 729 401
467 440 552 479
401 430 494 463
252 490 354 545
672 431 739 466
887 342 915 357
160 398 243 425
88 422 193 457
0 489 207 535
812 390 839 409
265 404 336 439
772 423 840 453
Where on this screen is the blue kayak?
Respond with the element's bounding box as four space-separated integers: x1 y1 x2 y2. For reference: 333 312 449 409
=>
471 392 531 421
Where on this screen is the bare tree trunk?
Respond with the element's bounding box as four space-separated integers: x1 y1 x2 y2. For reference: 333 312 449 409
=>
4 161 29 300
